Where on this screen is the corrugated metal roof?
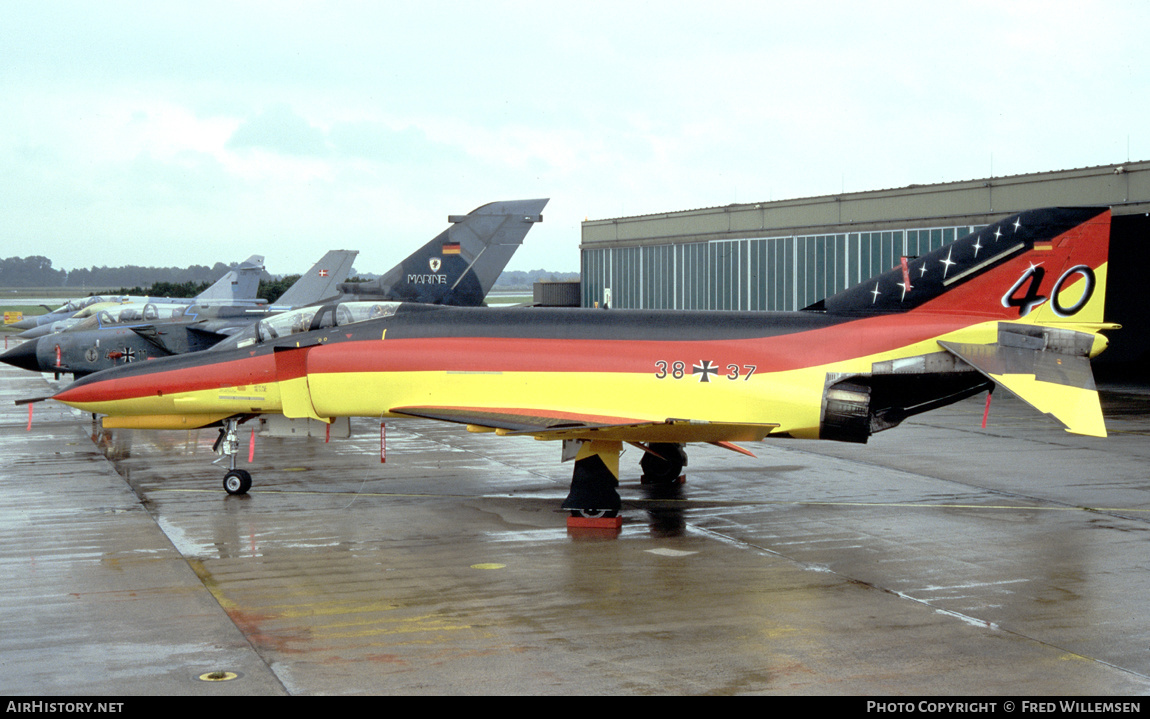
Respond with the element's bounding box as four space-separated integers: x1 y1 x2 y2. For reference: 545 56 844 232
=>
582 160 1150 248
584 159 1150 226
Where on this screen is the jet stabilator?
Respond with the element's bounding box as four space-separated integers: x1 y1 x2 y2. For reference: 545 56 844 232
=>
47 207 1116 524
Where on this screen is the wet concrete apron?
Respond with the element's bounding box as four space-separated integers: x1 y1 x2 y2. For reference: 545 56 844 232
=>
3 352 1150 695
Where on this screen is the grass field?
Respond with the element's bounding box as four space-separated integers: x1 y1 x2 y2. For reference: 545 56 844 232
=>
483 293 532 305
2 290 65 328
1 304 47 316
1 287 121 299
2 287 122 328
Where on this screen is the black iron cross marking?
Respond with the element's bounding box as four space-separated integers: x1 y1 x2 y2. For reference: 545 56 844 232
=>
692 360 719 382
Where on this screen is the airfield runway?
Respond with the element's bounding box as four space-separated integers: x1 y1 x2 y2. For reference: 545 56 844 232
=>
2 348 1150 696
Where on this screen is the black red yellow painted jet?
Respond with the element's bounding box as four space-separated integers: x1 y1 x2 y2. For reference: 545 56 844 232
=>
48 207 1116 518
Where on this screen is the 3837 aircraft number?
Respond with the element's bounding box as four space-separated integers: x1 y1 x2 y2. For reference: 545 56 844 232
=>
654 360 757 382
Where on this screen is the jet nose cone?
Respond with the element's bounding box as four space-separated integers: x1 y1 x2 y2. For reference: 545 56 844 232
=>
0 339 41 372
10 318 39 330
17 324 54 339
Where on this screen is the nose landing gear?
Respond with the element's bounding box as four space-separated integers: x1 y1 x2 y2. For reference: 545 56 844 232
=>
213 417 252 495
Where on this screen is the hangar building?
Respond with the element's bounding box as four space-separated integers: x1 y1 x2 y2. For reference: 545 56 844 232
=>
579 160 1150 375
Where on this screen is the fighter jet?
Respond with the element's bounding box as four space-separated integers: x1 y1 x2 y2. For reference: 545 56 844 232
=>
1 251 355 377
9 295 111 332
4 199 547 377
48 207 1113 520
9 255 267 334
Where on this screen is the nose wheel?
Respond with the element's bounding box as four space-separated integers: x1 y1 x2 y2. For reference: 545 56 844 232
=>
214 417 252 495
224 469 252 495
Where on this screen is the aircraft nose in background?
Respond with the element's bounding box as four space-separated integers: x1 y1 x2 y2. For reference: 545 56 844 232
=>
0 340 41 372
17 324 55 339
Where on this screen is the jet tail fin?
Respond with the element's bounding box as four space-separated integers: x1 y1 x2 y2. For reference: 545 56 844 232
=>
194 255 265 303
340 198 548 305
817 207 1115 437
817 207 1111 323
273 250 359 308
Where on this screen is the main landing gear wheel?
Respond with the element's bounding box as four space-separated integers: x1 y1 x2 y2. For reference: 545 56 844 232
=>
640 443 686 483
570 508 619 519
562 444 622 516
223 469 252 496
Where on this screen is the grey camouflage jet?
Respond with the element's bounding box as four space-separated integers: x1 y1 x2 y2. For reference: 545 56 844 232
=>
10 255 267 336
4 251 354 377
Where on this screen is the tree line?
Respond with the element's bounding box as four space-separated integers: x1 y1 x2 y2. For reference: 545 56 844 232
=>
1 256 579 299
494 269 579 290
0 255 272 289
111 276 304 303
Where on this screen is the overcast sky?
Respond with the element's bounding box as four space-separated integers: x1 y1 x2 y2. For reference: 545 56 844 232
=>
3 1 1148 276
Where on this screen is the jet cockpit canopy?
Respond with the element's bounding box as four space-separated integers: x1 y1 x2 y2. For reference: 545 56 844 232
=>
221 301 402 350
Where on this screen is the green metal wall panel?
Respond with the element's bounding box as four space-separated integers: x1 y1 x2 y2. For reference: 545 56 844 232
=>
580 223 983 311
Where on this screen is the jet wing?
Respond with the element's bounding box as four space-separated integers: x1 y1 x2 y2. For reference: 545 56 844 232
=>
389 405 778 444
939 333 1107 438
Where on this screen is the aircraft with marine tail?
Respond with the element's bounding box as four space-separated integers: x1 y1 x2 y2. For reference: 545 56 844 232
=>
3 199 547 377
332 198 548 306
44 206 1115 518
